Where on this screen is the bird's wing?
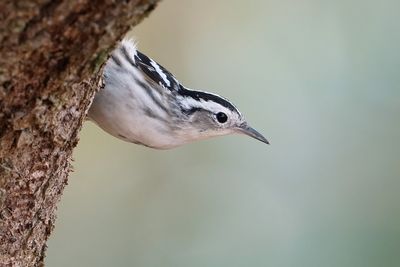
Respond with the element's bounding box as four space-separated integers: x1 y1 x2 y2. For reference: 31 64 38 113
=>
111 39 181 92
133 50 181 92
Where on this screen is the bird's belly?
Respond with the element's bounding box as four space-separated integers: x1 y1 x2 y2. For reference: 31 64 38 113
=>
89 105 178 149
122 121 180 149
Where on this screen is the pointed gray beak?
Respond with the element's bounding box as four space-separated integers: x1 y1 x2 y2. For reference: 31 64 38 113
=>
237 123 269 145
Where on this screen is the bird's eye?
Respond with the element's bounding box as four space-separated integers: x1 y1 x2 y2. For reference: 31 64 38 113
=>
216 112 228 123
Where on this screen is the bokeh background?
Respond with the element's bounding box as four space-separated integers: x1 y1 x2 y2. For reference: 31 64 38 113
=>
47 0 400 266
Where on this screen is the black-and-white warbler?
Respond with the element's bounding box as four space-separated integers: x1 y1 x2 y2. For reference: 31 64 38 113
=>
88 39 269 149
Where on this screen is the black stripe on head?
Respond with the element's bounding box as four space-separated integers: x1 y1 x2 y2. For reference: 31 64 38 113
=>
178 85 238 113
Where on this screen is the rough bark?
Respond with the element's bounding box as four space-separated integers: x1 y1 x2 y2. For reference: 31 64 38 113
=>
0 1 160 266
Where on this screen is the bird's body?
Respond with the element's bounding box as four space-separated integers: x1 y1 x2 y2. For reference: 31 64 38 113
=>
88 39 268 149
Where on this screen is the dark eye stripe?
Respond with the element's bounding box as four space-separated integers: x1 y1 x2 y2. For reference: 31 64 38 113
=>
180 107 205 116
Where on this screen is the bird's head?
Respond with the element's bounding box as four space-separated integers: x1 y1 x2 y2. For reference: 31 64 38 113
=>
172 87 269 146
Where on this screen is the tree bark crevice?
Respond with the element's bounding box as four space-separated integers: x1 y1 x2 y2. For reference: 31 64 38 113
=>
0 1 161 266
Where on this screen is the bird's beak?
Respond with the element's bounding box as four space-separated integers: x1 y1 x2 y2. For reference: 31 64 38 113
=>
236 123 269 145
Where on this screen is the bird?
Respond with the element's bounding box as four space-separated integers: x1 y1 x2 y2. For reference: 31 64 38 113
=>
88 39 269 149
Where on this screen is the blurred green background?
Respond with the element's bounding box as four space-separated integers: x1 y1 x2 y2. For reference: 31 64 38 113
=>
47 0 400 266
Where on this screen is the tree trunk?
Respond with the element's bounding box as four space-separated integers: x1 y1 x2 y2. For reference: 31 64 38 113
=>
0 1 160 266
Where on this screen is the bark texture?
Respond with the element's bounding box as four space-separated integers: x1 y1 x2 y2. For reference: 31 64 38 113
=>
0 1 160 266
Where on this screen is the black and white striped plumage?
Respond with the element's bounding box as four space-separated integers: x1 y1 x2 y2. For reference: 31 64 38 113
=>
88 39 268 149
